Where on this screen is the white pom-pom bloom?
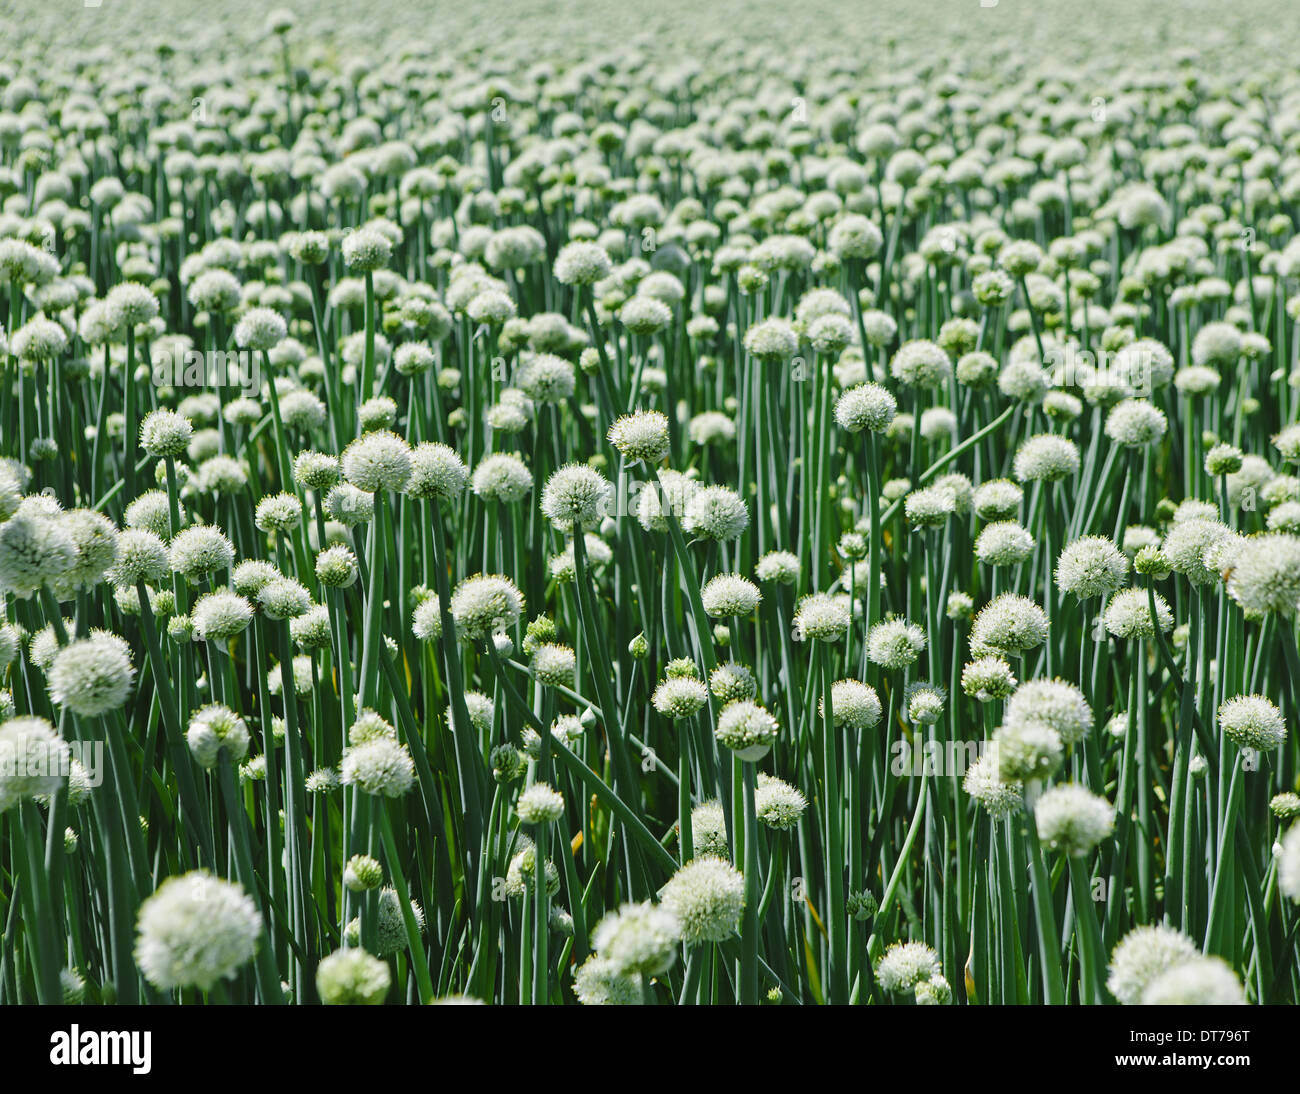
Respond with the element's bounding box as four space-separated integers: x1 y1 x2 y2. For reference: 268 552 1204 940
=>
875 941 942 993
1225 533 1300 615
134 872 261 991
405 443 469 500
866 619 926 670
1217 694 1286 752
715 700 779 761
516 782 565 825
991 720 1063 783
793 592 851 640
970 594 1049 659
48 632 135 717
449 574 524 640
962 755 1023 820
1003 679 1092 745
652 676 708 719
342 430 412 493
834 383 897 433
591 902 680 977
1104 399 1167 447
1033 784 1114 855
1140 956 1247 1005
540 464 613 530
1107 925 1200 1005
1055 536 1129 600
821 679 882 730
890 340 952 387
341 737 416 797
660 857 745 944
1104 588 1173 639
684 485 748 541
1013 434 1080 482
186 704 251 770
701 573 762 618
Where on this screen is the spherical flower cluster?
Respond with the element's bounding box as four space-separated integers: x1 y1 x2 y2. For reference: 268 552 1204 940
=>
1217 694 1286 751
1162 517 1229 586
106 529 169 587
1056 536 1129 600
186 704 251 769
590 902 680 977
1191 321 1242 368
991 720 1063 783
341 737 416 797
48 632 135 716
819 210 882 258
191 590 255 642
554 241 613 286
134 872 260 991
755 550 801 584
254 492 303 533
1013 434 1080 482
970 593 1049 659
516 782 565 824
233 307 287 352
684 485 748 541
1105 399 1168 447
866 619 926 669
905 682 946 726
709 661 756 703
1225 533 1300 615
1107 925 1200 1005
316 948 390 1005
890 340 952 387
701 573 762 618
1034 784 1114 855
652 675 709 719
874 941 942 993
472 453 534 503
822 679 882 730
170 524 235 582
405 442 470 500
832 384 894 433
660 857 745 944
1105 588 1173 639
607 410 670 463
793 592 851 640
541 463 612 530
315 545 359 588
688 801 728 858
341 227 393 271
754 774 808 831
572 955 639 1005
139 409 193 457
962 755 1023 820
0 510 76 598
904 485 956 528
743 318 798 361
518 354 576 403
975 521 1035 566
715 700 779 761
449 574 524 639
342 430 412 493
961 656 1017 702
973 479 1023 521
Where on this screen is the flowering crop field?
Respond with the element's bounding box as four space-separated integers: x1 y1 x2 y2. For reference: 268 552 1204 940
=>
1 0 1299 1010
